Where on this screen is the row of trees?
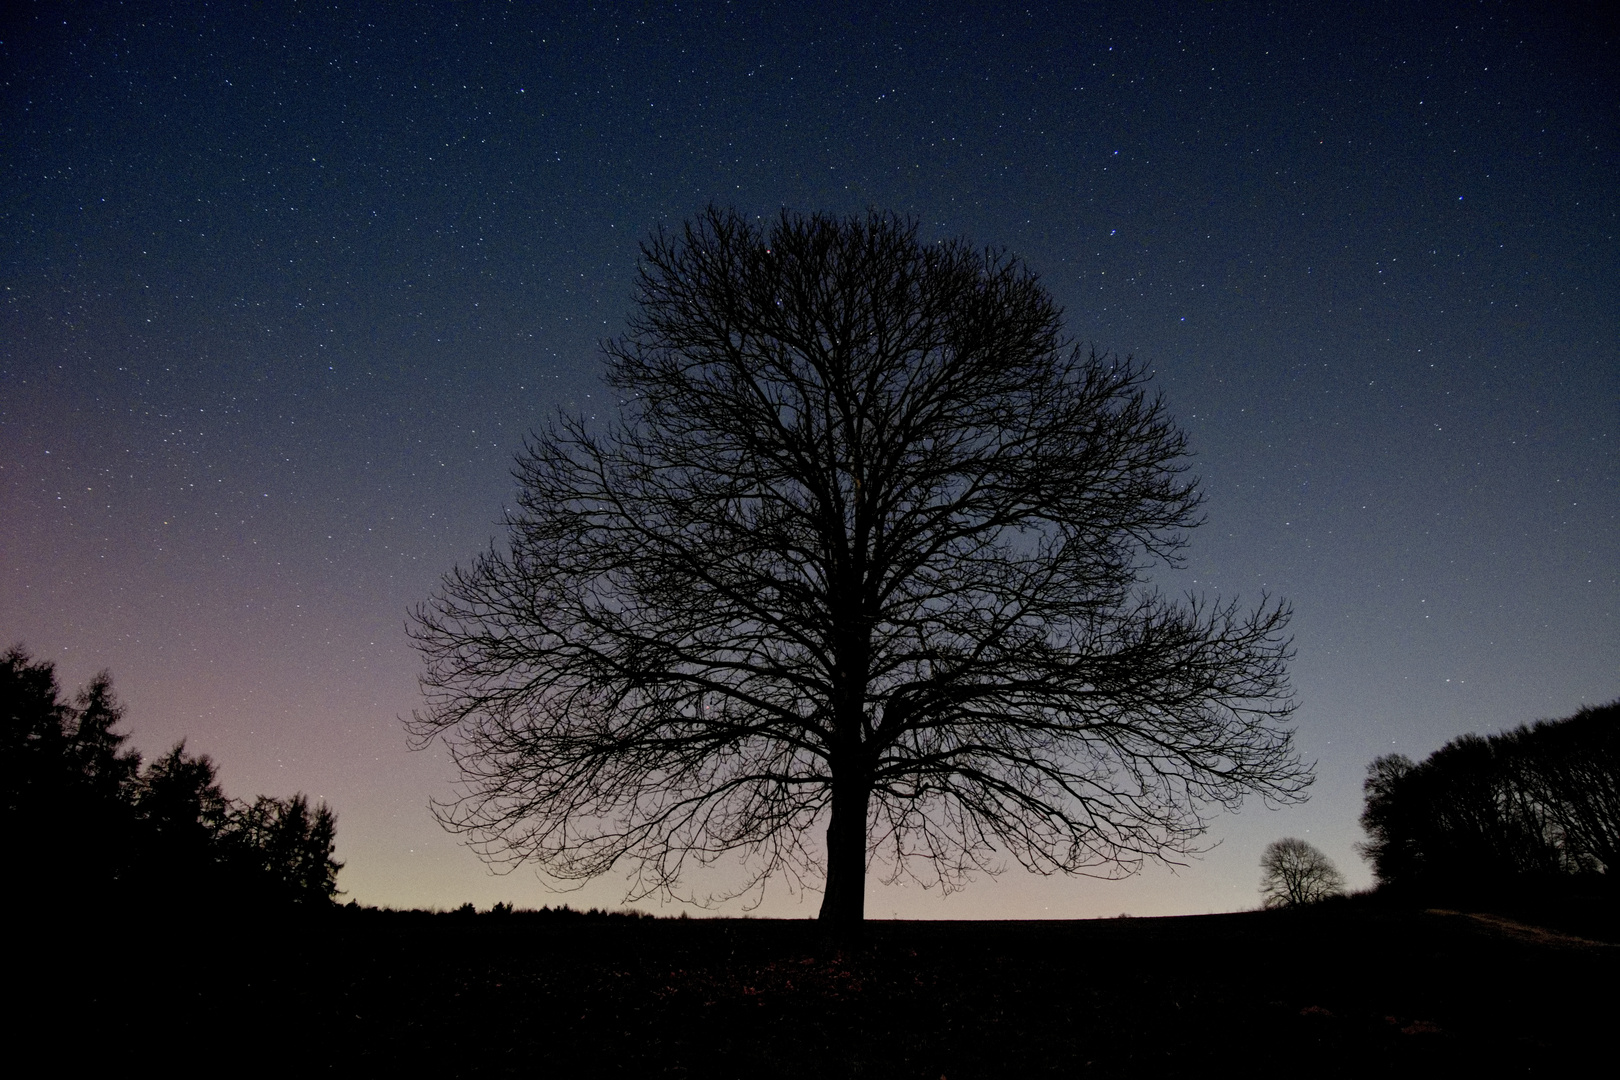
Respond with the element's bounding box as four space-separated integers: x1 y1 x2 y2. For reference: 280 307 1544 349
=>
1358 701 1619 901
2 646 342 909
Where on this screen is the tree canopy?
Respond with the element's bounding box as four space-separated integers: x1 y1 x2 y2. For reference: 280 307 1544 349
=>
411 207 1308 923
1359 700 1619 902
1259 837 1345 908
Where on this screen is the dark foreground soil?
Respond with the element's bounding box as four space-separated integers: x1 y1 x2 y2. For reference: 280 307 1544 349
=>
21 899 1616 1077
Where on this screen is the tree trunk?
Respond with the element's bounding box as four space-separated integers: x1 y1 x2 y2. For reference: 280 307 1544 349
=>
818 776 871 925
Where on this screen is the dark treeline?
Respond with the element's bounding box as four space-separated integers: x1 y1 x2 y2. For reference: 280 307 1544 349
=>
1359 700 1619 907
2 646 341 912
369 901 664 918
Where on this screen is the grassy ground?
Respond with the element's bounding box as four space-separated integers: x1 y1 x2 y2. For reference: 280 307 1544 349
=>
32 898 1616 1076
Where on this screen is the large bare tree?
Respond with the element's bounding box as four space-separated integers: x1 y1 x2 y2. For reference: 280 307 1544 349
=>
410 207 1308 925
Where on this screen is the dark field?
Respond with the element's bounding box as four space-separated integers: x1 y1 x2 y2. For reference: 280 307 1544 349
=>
31 900 1616 1076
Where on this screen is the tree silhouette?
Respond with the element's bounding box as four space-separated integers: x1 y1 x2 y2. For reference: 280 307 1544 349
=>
411 207 1308 924
3 648 140 896
2 650 141 808
1356 753 1420 889
1259 837 1345 908
1516 702 1620 878
1358 701 1619 901
227 792 343 905
132 741 234 896
3 646 342 909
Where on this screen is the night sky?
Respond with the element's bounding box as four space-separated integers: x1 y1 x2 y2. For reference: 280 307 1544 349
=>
4 2 1615 917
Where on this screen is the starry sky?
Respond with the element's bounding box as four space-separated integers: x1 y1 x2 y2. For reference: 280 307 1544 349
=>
4 1 1616 917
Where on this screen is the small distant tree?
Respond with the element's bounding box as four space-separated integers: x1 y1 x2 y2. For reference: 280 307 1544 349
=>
1259 837 1345 908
